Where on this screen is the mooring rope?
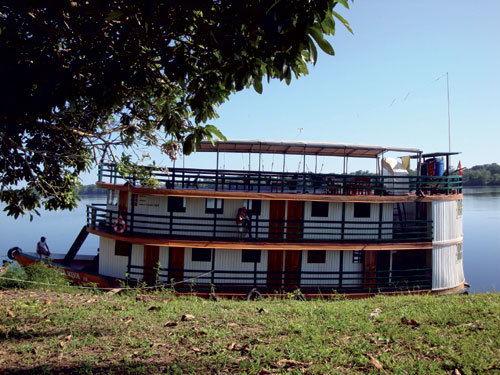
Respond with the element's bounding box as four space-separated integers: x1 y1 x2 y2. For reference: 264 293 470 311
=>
0 269 214 291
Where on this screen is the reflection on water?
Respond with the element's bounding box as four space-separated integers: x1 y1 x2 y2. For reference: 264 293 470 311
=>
1 189 499 292
463 187 500 293
462 186 500 197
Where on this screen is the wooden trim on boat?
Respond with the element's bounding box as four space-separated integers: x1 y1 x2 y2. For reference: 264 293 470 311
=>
432 238 463 247
96 182 462 203
432 282 467 295
87 228 432 251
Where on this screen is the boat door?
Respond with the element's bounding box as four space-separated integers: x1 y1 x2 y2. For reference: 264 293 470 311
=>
376 251 391 288
118 191 128 217
143 245 159 284
392 250 430 287
267 200 286 289
169 247 184 283
284 201 303 289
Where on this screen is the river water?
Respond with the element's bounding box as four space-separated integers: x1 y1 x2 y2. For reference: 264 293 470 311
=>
1 188 499 292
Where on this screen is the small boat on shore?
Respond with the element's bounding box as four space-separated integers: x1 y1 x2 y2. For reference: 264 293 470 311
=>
7 248 117 289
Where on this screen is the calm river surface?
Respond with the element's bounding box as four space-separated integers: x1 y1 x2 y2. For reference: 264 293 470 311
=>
1 188 499 292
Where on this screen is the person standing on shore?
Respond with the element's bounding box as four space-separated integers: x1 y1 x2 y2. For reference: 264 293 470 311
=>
36 237 50 258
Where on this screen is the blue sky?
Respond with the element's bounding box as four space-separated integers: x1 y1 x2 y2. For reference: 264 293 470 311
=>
86 1 500 182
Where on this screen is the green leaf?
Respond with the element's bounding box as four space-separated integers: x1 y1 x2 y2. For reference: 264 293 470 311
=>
333 11 353 34
285 67 292 85
204 125 227 141
253 77 263 94
309 27 335 56
294 58 309 77
105 10 123 21
335 0 350 8
321 13 336 34
183 135 194 155
307 36 318 64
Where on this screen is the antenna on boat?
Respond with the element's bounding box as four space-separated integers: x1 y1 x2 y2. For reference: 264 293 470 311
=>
446 72 451 153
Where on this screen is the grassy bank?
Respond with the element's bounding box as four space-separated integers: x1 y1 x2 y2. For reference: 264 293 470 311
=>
0 286 498 375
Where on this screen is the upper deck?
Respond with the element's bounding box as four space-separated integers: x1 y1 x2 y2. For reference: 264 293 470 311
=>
96 140 462 200
97 165 462 200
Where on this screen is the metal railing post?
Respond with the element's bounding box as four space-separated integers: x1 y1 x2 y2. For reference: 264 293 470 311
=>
129 195 135 234
98 164 103 182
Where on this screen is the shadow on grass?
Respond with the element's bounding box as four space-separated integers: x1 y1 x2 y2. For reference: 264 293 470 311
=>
0 329 74 342
1 360 214 375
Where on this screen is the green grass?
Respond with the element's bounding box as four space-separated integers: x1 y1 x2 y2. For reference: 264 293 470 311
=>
0 286 499 374
0 262 70 290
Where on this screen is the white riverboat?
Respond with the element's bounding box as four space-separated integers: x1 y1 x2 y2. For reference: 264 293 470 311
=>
18 140 467 297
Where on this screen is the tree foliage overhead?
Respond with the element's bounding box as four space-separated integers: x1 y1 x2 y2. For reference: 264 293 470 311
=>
0 0 351 217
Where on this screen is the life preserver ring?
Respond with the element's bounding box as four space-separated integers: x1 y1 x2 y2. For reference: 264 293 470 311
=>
113 216 126 233
7 247 22 260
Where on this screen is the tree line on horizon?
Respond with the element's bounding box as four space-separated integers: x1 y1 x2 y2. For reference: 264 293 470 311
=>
462 163 500 186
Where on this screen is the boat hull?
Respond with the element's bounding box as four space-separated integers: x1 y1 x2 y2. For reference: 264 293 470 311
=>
9 251 467 297
12 251 117 289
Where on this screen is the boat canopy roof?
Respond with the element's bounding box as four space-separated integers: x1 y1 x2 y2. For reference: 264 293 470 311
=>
198 140 422 158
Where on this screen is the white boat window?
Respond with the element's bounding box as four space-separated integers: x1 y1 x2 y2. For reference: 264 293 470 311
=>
168 196 186 213
107 190 118 206
311 202 329 217
354 203 371 218
192 248 212 262
205 198 223 214
243 200 262 216
307 250 326 264
352 250 364 263
242 250 261 263
115 240 130 257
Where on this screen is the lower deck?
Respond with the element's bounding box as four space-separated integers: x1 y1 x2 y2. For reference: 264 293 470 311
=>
98 237 449 294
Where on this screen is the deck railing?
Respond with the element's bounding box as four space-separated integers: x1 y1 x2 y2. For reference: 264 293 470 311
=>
126 264 432 293
87 205 433 242
98 164 462 196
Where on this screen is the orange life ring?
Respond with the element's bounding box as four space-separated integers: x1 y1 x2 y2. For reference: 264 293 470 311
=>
113 216 126 233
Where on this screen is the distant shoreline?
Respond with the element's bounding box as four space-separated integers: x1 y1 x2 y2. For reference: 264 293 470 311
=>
78 184 106 196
